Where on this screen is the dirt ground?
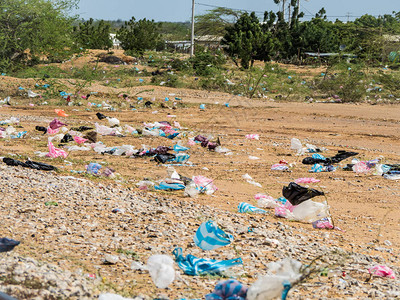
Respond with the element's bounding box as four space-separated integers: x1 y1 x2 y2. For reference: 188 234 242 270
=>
0 56 400 298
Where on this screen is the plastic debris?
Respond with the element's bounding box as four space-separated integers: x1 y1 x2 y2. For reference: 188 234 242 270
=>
193 175 217 195
147 255 175 288
27 89 40 98
172 247 243 276
247 258 302 300
282 182 324 206
246 134 259 140
73 136 88 144
242 173 262 187
312 218 334 229
368 265 396 279
54 109 68 117
295 177 320 184
46 140 68 158
205 279 248 300
255 194 280 208
86 163 102 175
238 202 267 214
193 220 234 250
0 238 20 253
3 157 57 171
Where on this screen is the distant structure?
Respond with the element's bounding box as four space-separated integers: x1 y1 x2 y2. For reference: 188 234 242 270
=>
165 35 223 53
110 33 121 49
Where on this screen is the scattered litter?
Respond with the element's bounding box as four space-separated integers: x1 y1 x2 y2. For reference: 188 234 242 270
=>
246 134 259 140
368 265 396 279
193 220 234 250
206 280 248 300
172 247 243 276
147 255 175 288
242 173 262 187
0 237 20 252
238 202 267 214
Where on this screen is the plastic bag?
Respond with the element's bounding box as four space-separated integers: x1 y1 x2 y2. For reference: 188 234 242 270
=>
49 118 66 130
282 182 324 206
238 202 267 214
193 220 234 250
46 140 68 158
255 194 280 208
54 109 68 117
73 136 88 144
206 280 248 300
368 265 396 279
107 117 120 127
290 138 305 155
291 200 329 223
147 255 175 288
184 182 200 198
246 134 259 140
247 258 302 300
0 237 20 252
193 175 217 195
173 247 242 276
86 163 102 175
243 174 262 187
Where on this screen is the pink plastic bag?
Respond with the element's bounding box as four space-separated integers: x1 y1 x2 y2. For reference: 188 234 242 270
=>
353 161 370 173
193 175 217 195
46 127 59 135
369 265 396 279
245 134 259 140
73 136 88 144
49 118 66 130
46 141 68 158
188 139 196 146
173 121 182 129
295 177 321 184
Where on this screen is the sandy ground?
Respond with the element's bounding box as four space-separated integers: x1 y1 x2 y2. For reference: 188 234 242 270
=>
0 56 399 298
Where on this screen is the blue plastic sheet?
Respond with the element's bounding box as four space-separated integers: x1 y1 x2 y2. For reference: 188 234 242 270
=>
194 220 233 251
154 182 185 190
173 248 242 276
238 202 267 214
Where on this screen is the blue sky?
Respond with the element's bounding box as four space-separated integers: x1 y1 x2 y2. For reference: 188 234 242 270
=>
75 0 397 22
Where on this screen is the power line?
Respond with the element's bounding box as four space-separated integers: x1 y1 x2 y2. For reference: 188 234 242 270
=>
195 2 385 20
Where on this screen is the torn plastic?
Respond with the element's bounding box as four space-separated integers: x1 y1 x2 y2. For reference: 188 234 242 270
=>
206 280 248 300
282 182 324 206
173 247 243 276
194 220 234 250
238 202 267 214
147 255 175 288
46 140 68 158
0 237 20 252
247 258 302 300
243 173 262 187
3 157 57 171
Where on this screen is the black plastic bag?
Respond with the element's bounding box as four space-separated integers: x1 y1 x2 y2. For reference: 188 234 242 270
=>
0 238 20 252
60 133 73 144
330 151 358 164
24 160 57 171
154 153 176 163
84 131 97 143
35 126 47 134
96 112 107 120
3 157 57 171
282 182 324 206
70 126 93 132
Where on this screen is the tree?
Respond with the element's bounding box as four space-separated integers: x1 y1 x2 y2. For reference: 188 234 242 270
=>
73 18 113 50
0 0 78 70
195 7 241 36
222 12 273 69
117 17 162 56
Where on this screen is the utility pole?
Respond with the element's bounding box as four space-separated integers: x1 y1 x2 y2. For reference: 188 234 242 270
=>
190 0 195 57
346 12 351 23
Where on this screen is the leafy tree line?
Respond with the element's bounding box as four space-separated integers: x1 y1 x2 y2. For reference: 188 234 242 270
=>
222 4 400 68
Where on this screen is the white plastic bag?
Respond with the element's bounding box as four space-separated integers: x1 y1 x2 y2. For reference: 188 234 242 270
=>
107 117 120 127
291 200 329 223
290 138 305 155
247 258 302 300
147 255 175 289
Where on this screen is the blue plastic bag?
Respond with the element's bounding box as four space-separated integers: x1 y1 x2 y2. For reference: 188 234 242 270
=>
194 220 234 251
173 248 242 276
238 202 267 214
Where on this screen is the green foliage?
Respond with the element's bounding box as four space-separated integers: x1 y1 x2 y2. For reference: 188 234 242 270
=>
158 22 190 40
316 64 367 102
117 17 162 56
195 7 241 36
190 48 226 76
73 18 113 50
222 12 273 69
0 0 77 71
